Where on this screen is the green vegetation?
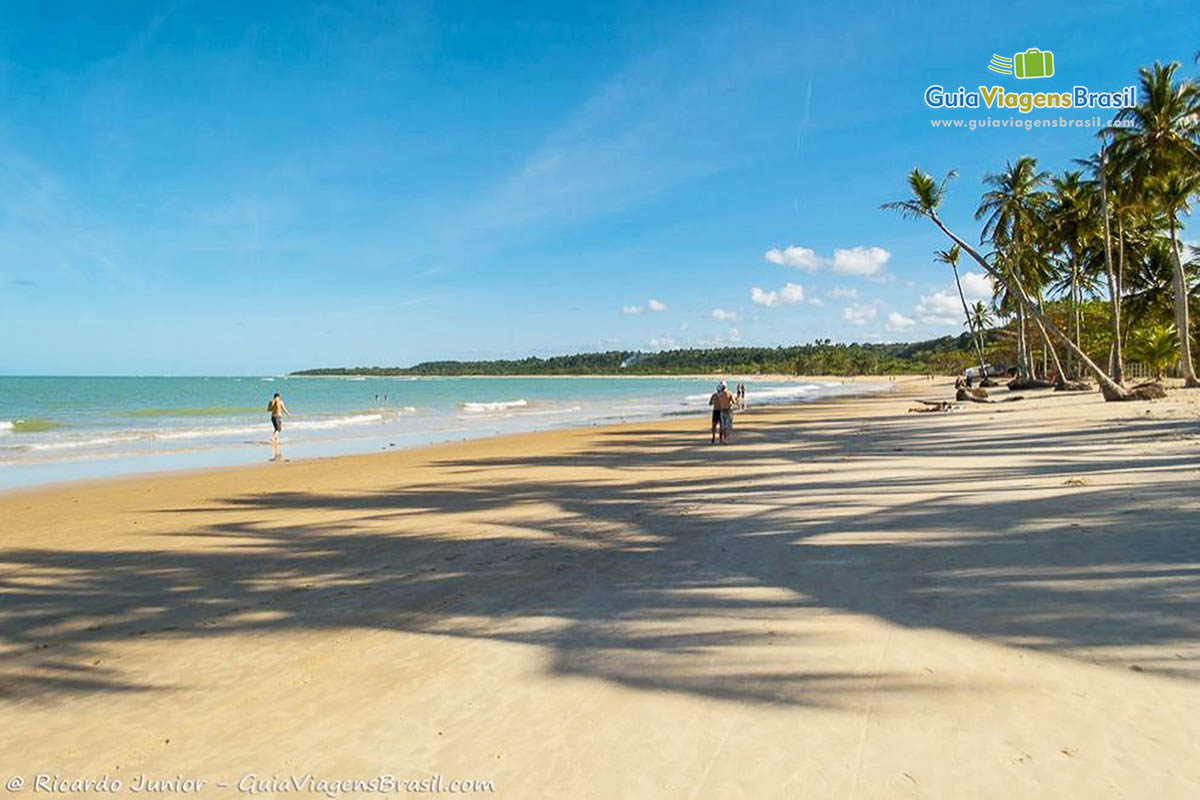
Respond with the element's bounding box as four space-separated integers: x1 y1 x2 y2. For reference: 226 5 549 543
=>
295 334 996 377
884 59 1200 399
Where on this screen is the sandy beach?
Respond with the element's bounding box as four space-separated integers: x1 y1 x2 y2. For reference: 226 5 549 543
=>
2 378 1198 798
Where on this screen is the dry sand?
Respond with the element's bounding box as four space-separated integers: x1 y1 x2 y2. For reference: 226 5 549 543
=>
2 378 1198 798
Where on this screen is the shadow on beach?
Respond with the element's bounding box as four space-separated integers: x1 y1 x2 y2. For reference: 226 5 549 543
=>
2 394 1197 704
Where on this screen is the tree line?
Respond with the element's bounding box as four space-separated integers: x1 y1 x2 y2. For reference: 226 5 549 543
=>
884 59 1200 399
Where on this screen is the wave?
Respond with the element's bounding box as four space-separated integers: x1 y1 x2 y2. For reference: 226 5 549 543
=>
459 399 529 413
119 406 262 419
18 413 392 452
682 383 832 407
2 418 69 434
26 434 144 452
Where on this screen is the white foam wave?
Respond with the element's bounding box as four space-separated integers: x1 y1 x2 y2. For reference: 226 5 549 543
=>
0 421 12 433
26 434 143 452
460 399 529 413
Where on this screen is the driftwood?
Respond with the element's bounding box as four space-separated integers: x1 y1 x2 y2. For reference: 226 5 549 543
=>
1054 380 1093 392
910 400 956 413
1008 377 1055 391
963 394 1025 404
979 378 999 388
956 387 989 401
1102 381 1167 401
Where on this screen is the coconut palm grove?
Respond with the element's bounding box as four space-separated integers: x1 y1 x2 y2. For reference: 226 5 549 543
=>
885 60 1200 400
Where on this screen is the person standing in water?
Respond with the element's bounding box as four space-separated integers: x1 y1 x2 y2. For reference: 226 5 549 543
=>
267 392 291 444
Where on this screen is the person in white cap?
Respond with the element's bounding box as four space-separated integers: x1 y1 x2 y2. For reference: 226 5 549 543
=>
708 381 735 444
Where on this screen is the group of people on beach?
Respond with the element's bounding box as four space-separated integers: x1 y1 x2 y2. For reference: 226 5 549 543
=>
708 381 745 445
267 382 748 451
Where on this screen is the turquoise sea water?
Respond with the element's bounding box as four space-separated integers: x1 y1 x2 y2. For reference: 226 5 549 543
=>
0 375 890 490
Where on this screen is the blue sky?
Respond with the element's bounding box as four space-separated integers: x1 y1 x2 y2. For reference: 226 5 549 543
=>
0 0 1194 374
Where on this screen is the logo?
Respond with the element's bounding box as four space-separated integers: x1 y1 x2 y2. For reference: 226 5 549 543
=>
923 45 1134 115
988 48 1055 79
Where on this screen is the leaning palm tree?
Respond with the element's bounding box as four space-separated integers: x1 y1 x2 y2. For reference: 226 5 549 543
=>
882 167 1131 399
934 245 988 378
1106 61 1200 385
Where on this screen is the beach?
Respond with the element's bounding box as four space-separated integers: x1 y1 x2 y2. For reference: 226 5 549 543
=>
0 375 884 492
2 378 1198 798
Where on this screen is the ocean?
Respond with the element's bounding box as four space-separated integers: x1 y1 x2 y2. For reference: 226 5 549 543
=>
0 375 890 490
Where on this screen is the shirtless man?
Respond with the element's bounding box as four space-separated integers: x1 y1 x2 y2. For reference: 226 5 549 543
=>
267 393 291 443
708 381 735 445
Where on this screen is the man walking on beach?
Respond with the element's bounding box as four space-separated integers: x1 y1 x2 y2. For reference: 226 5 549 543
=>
267 392 291 444
709 381 735 445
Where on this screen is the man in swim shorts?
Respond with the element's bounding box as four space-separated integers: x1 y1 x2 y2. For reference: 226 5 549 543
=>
267 393 291 443
708 381 735 445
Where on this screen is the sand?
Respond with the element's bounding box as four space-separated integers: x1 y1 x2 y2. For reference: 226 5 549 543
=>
2 377 1198 798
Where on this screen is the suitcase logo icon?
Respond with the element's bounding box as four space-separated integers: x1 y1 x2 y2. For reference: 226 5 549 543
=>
988 48 1055 79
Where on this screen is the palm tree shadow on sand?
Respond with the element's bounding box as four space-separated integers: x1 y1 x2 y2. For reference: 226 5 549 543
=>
2 401 1197 704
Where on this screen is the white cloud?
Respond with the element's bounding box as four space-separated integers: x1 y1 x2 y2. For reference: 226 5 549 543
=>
711 308 739 322
832 246 891 277
764 245 823 270
623 298 668 315
750 282 805 308
779 282 805 304
886 312 916 331
842 303 878 326
750 287 778 307
828 286 858 300
959 271 995 301
728 327 742 342
915 290 963 326
807 298 824 307
648 336 678 349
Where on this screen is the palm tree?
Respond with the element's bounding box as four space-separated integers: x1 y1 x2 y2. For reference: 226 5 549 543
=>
934 245 988 378
1147 170 1200 384
1127 324 1180 379
882 167 1130 399
975 157 1067 382
1049 170 1091 378
1107 61 1200 385
968 300 995 337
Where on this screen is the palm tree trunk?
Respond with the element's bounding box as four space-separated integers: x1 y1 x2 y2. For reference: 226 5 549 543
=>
1099 147 1123 383
1039 296 1049 378
1115 219 1125 380
1075 257 1084 381
926 212 1130 399
1036 296 1065 381
1168 215 1199 386
1015 301 1029 378
951 263 988 377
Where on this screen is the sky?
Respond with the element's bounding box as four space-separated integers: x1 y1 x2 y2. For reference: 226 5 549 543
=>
0 0 1195 375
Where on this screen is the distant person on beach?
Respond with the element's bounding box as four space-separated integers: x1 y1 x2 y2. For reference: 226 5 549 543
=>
267 393 290 443
736 383 746 410
709 381 735 445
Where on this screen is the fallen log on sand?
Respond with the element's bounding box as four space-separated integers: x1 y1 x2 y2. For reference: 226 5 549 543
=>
1101 381 1167 402
1008 377 1056 391
909 400 956 413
